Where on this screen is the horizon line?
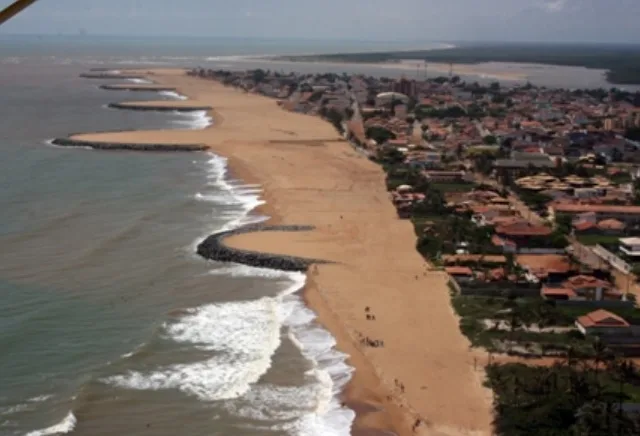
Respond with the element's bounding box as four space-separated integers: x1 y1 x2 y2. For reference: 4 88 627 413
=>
0 33 639 47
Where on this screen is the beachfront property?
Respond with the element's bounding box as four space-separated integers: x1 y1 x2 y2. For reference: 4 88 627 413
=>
575 309 632 336
550 203 640 225
541 274 624 302
620 237 640 258
184 64 640 434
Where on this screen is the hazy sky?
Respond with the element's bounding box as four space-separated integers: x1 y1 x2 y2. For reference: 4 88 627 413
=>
1 0 639 43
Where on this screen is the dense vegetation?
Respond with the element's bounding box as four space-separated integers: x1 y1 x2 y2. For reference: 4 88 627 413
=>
488 361 640 435
282 43 640 86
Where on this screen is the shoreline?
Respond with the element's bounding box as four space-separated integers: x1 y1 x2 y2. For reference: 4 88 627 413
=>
64 69 493 436
222 161 410 435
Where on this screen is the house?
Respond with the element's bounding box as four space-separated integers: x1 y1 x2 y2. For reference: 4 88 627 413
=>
550 203 640 225
518 254 575 282
422 170 471 183
597 218 626 235
572 220 598 234
562 275 615 301
619 237 640 258
575 309 631 336
445 266 474 282
495 221 553 247
541 286 577 301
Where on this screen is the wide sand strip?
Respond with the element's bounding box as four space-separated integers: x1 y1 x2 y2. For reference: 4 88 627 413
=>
74 69 493 436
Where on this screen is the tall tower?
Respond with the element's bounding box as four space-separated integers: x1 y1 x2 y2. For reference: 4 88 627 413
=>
449 63 453 79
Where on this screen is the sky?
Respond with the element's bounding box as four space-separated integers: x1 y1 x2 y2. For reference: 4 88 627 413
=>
1 0 639 43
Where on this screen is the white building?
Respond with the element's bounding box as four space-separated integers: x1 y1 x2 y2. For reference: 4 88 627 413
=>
619 237 640 258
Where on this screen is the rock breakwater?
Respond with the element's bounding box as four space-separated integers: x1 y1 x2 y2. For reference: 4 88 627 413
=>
107 102 212 112
51 138 208 152
197 225 330 272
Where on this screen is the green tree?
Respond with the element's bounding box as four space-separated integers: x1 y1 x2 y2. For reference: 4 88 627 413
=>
366 126 396 144
483 135 498 145
556 214 573 235
324 108 344 133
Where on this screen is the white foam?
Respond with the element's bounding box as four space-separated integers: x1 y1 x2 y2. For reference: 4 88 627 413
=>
206 265 355 436
181 152 353 434
187 153 267 253
208 264 294 280
171 110 213 130
281 296 355 436
127 78 152 84
25 412 76 436
159 91 188 101
44 139 93 151
105 272 306 402
28 395 53 403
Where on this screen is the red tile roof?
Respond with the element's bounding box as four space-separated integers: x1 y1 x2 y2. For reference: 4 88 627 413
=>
563 275 612 290
445 266 473 276
597 218 626 231
573 221 596 232
553 203 640 214
577 309 630 328
491 234 517 248
541 287 577 298
496 221 553 237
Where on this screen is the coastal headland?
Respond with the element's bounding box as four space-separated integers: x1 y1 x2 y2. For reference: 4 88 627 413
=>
62 68 493 436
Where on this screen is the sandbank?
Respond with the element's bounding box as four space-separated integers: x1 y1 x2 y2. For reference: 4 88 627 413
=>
68 68 493 436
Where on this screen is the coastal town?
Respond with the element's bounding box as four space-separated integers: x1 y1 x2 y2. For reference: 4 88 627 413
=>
189 66 640 434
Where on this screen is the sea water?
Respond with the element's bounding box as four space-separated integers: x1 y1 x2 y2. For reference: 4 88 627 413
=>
0 39 356 436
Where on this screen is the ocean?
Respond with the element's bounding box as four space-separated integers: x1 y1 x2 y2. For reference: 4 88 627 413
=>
1 34 636 436
0 37 358 436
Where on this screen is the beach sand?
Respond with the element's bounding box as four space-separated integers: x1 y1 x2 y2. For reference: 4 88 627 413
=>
70 69 493 436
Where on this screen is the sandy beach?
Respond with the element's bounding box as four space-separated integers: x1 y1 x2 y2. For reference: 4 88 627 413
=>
68 69 493 436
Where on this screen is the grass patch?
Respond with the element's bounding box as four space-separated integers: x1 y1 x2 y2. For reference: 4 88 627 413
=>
577 234 622 246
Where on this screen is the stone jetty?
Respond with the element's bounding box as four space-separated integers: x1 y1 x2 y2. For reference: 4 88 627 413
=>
99 84 177 92
107 101 212 112
51 137 208 152
197 225 330 272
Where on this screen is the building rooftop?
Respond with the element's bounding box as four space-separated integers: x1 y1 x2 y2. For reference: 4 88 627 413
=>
552 203 640 214
576 309 630 329
496 221 553 237
563 275 612 290
517 254 573 274
541 287 578 298
445 266 474 276
620 237 640 246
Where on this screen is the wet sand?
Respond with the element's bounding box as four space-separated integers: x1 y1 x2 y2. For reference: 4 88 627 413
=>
69 69 493 436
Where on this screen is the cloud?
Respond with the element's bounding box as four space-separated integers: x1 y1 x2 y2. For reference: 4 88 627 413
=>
539 0 568 13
